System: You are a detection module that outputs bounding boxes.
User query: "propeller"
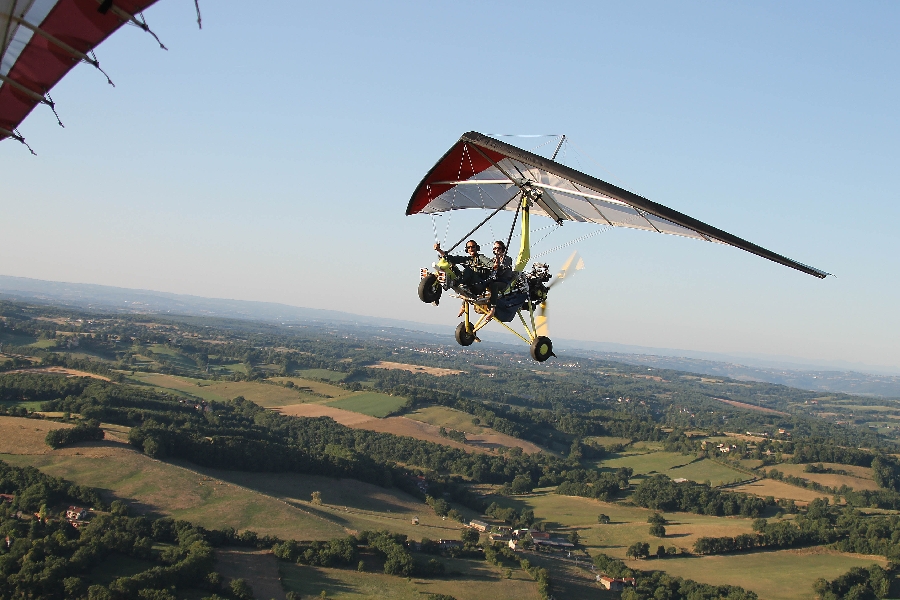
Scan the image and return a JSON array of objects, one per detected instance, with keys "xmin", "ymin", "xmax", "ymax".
[{"xmin": 535, "ymin": 251, "xmax": 584, "ymax": 337}]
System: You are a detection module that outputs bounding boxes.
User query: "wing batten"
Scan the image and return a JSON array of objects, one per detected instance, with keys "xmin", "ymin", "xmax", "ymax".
[
  {"xmin": 408, "ymin": 131, "xmax": 829, "ymax": 279},
  {"xmin": 0, "ymin": 0, "xmax": 160, "ymax": 141}
]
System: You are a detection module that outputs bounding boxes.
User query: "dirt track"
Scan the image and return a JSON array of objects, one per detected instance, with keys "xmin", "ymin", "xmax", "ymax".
[
  {"xmin": 368, "ymin": 361, "xmax": 464, "ymax": 376},
  {"xmin": 6, "ymin": 367, "xmax": 110, "ymax": 381}
]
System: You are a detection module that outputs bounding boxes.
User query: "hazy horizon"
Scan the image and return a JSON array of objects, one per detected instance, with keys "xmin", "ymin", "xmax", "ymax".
[{"xmin": 3, "ymin": 272, "xmax": 899, "ymax": 380}]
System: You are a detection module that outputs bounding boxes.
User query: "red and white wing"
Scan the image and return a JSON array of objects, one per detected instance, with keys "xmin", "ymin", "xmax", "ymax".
[
  {"xmin": 407, "ymin": 132, "xmax": 829, "ymax": 279},
  {"xmin": 0, "ymin": 0, "xmax": 159, "ymax": 143}
]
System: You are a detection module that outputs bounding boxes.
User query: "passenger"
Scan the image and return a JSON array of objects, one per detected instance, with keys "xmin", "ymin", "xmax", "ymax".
[{"xmin": 433, "ymin": 240, "xmax": 491, "ymax": 293}]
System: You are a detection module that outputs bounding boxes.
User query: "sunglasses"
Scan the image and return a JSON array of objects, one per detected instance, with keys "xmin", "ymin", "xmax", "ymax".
[
  {"xmin": 466, "ymin": 245, "xmax": 477, "ymax": 250},
  {"xmin": 493, "ymin": 247, "xmax": 504, "ymax": 252}
]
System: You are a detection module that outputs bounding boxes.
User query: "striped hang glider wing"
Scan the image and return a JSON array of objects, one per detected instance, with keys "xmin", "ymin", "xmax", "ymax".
[
  {"xmin": 407, "ymin": 131, "xmax": 829, "ymax": 279},
  {"xmin": 0, "ymin": 0, "xmax": 160, "ymax": 146}
]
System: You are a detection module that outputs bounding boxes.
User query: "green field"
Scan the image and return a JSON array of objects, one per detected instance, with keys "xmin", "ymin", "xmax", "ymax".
[
  {"xmin": 584, "ymin": 435, "xmax": 633, "ymax": 447},
  {"xmin": 598, "ymin": 451, "xmax": 695, "ymax": 479},
  {"xmin": 281, "ymin": 555, "xmax": 540, "ymax": 600},
  {"xmin": 490, "ymin": 489, "xmax": 755, "ymax": 559},
  {"xmin": 405, "ymin": 406, "xmax": 484, "ymax": 433},
  {"xmin": 0, "ymin": 448, "xmax": 347, "ymax": 540},
  {"xmin": 294, "ymin": 368, "xmax": 348, "ymax": 382},
  {"xmin": 667, "ymin": 459, "xmax": 749, "ymax": 486},
  {"xmin": 128, "ymin": 373, "xmax": 315, "ymax": 407},
  {"xmin": 327, "ymin": 392, "xmax": 408, "ymax": 417},
  {"xmin": 189, "ymin": 466, "xmax": 471, "ymax": 540},
  {"xmin": 268, "ymin": 376, "xmax": 353, "ymax": 399},
  {"xmin": 654, "ymin": 549, "xmax": 887, "ymax": 600},
  {"xmin": 28, "ymin": 338, "xmax": 57, "ymax": 349},
  {"xmin": 0, "ymin": 400, "xmax": 43, "ymax": 410}
]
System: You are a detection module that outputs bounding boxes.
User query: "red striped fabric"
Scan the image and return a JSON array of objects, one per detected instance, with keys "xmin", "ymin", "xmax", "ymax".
[{"xmin": 0, "ymin": 0, "xmax": 158, "ymax": 139}]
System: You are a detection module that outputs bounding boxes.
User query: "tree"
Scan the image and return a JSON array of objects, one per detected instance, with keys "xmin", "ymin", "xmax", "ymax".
[
  {"xmin": 649, "ymin": 523, "xmax": 666, "ymax": 538},
  {"xmin": 568, "ymin": 530, "xmax": 580, "ymax": 546},
  {"xmin": 626, "ymin": 542, "xmax": 650, "ymax": 559},
  {"xmin": 461, "ymin": 527, "xmax": 480, "ymax": 546},
  {"xmin": 656, "ymin": 545, "xmax": 667, "ymax": 558},
  {"xmin": 229, "ymin": 579, "xmax": 253, "ymax": 600},
  {"xmin": 598, "ymin": 514, "xmax": 610, "ymax": 524},
  {"xmin": 311, "ymin": 491, "xmax": 322, "ymax": 505},
  {"xmin": 510, "ymin": 474, "xmax": 535, "ymax": 494},
  {"xmin": 647, "ymin": 512, "xmax": 667, "ymax": 525}
]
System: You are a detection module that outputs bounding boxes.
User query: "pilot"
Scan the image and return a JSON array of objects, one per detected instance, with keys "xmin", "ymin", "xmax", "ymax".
[
  {"xmin": 483, "ymin": 240, "xmax": 514, "ymax": 320},
  {"xmin": 433, "ymin": 240, "xmax": 491, "ymax": 292}
]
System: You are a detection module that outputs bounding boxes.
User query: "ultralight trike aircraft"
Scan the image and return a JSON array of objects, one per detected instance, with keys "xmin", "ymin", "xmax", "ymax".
[{"xmin": 407, "ymin": 132, "xmax": 829, "ymax": 362}]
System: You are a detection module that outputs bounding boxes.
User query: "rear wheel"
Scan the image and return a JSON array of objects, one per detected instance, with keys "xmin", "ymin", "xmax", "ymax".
[
  {"xmin": 455, "ymin": 322, "xmax": 476, "ymax": 346},
  {"xmin": 530, "ymin": 336, "xmax": 554, "ymax": 362},
  {"xmin": 418, "ymin": 274, "xmax": 442, "ymax": 304}
]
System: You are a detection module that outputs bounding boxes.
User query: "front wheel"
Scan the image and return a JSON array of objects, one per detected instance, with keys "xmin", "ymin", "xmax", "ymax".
[
  {"xmin": 530, "ymin": 336, "xmax": 554, "ymax": 362},
  {"xmin": 455, "ymin": 322, "xmax": 476, "ymax": 346},
  {"xmin": 418, "ymin": 274, "xmax": 442, "ymax": 304}
]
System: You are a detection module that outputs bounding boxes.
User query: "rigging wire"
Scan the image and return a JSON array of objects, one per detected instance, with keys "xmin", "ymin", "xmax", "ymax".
[{"xmin": 532, "ymin": 226, "xmax": 611, "ymax": 259}]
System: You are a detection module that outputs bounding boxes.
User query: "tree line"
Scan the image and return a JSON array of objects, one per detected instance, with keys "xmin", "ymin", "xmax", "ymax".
[{"xmin": 631, "ymin": 475, "xmax": 772, "ymax": 518}]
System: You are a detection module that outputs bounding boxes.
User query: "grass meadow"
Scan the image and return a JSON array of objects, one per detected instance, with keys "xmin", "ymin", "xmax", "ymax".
[
  {"xmin": 327, "ymin": 392, "xmax": 408, "ymax": 417},
  {"xmin": 776, "ymin": 462, "xmax": 880, "ymax": 491},
  {"xmin": 490, "ymin": 489, "xmax": 755, "ymax": 559},
  {"xmin": 293, "ymin": 368, "xmax": 348, "ymax": 382},
  {"xmin": 651, "ymin": 548, "xmax": 887, "ymax": 600},
  {"xmin": 405, "ymin": 406, "xmax": 484, "ymax": 433},
  {"xmin": 268, "ymin": 376, "xmax": 353, "ymax": 399},
  {"xmin": 1, "ymin": 448, "xmax": 346, "ymax": 539},
  {"xmin": 0, "ymin": 416, "xmax": 71, "ymax": 454},
  {"xmin": 127, "ymin": 373, "xmax": 316, "ymax": 407},
  {"xmin": 731, "ymin": 479, "xmax": 829, "ymax": 503},
  {"xmin": 666, "ymin": 459, "xmax": 749, "ymax": 486},
  {"xmin": 188, "ymin": 466, "xmax": 470, "ymax": 540},
  {"xmin": 0, "ymin": 419, "xmax": 348, "ymax": 540},
  {"xmin": 598, "ymin": 451, "xmax": 694, "ymax": 479},
  {"xmin": 281, "ymin": 555, "xmax": 540, "ymax": 600}
]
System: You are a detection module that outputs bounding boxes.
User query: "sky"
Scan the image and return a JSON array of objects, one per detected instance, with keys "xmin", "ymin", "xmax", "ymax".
[{"xmin": 1, "ymin": 1, "xmax": 898, "ymax": 372}]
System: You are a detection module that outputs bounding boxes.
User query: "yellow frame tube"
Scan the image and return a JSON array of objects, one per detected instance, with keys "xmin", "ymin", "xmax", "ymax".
[
  {"xmin": 496, "ymin": 318, "xmax": 533, "ymax": 344},
  {"xmin": 517, "ymin": 310, "xmax": 535, "ymax": 342}
]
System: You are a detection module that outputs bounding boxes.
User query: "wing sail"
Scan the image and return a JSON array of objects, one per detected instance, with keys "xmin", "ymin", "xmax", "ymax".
[
  {"xmin": 407, "ymin": 131, "xmax": 829, "ymax": 279},
  {"xmin": 0, "ymin": 0, "xmax": 159, "ymax": 143}
]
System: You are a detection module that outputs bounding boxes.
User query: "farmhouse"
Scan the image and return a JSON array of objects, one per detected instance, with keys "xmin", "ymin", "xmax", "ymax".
[
  {"xmin": 597, "ymin": 576, "xmax": 636, "ymax": 591},
  {"xmin": 66, "ymin": 506, "xmax": 88, "ymax": 521},
  {"xmin": 469, "ymin": 519, "xmax": 489, "ymax": 532}
]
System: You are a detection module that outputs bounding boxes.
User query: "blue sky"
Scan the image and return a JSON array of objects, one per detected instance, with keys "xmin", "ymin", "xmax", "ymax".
[{"xmin": 1, "ymin": 1, "xmax": 898, "ymax": 371}]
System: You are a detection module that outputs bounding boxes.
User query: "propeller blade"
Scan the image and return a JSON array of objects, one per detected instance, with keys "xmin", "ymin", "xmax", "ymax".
[{"xmin": 547, "ymin": 251, "xmax": 584, "ymax": 289}]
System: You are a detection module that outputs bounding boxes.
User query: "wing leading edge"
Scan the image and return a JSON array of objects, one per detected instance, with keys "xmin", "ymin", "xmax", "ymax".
[
  {"xmin": 0, "ymin": 0, "xmax": 160, "ymax": 143},
  {"xmin": 407, "ymin": 131, "xmax": 829, "ymax": 279}
]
